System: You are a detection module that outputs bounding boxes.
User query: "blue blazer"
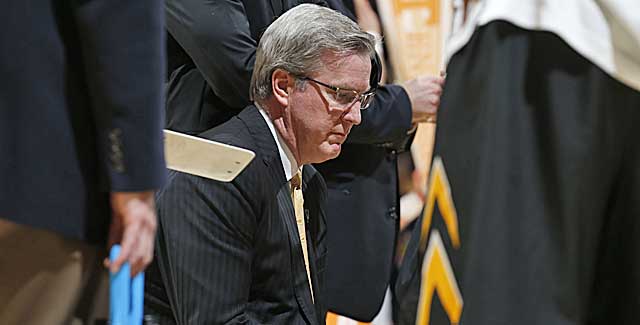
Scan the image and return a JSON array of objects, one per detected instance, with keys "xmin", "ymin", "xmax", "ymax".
[{"xmin": 0, "ymin": 0, "xmax": 167, "ymax": 244}]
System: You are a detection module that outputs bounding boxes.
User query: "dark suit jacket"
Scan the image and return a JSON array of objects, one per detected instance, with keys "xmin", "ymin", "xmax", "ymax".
[
  {"xmin": 163, "ymin": 0, "xmax": 413, "ymax": 320},
  {"xmin": 0, "ymin": 0, "xmax": 166, "ymax": 244},
  {"xmin": 145, "ymin": 106, "xmax": 328, "ymax": 324},
  {"xmin": 317, "ymin": 2, "xmax": 413, "ymax": 321}
]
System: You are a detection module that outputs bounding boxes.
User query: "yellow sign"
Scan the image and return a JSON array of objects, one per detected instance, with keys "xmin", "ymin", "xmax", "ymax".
[
  {"xmin": 392, "ymin": 0, "xmax": 441, "ymax": 80},
  {"xmin": 377, "ymin": 0, "xmax": 452, "ymax": 189},
  {"xmin": 380, "ymin": 0, "xmax": 444, "ymax": 82}
]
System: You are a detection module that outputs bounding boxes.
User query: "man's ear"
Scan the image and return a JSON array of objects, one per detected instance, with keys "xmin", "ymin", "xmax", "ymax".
[{"xmin": 271, "ymin": 69, "xmax": 291, "ymax": 107}]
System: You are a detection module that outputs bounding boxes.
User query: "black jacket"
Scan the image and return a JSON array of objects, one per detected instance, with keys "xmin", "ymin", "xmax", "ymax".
[
  {"xmin": 145, "ymin": 106, "xmax": 328, "ymax": 324},
  {"xmin": 163, "ymin": 0, "xmax": 413, "ymax": 320},
  {"xmin": 0, "ymin": 0, "xmax": 166, "ymax": 244}
]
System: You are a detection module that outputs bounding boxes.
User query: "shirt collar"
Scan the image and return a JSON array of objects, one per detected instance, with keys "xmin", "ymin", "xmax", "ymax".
[{"xmin": 257, "ymin": 104, "xmax": 302, "ymax": 182}]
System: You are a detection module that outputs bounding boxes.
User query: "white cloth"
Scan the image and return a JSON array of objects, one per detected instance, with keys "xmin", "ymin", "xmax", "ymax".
[
  {"xmin": 446, "ymin": 0, "xmax": 640, "ymax": 92},
  {"xmin": 400, "ymin": 191, "xmax": 424, "ymax": 226}
]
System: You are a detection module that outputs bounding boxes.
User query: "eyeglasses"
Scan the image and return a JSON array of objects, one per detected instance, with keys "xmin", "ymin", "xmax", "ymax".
[{"xmin": 300, "ymin": 76, "xmax": 376, "ymax": 110}]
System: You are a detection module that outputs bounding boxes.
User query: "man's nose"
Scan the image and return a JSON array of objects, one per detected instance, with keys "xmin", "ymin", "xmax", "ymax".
[{"xmin": 343, "ymin": 104, "xmax": 361, "ymax": 125}]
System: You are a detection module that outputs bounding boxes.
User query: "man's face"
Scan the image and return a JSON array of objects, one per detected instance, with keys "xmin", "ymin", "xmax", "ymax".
[{"xmin": 288, "ymin": 52, "xmax": 371, "ymax": 164}]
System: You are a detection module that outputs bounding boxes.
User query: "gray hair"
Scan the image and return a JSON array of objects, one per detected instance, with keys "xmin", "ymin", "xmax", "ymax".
[{"xmin": 250, "ymin": 4, "xmax": 375, "ymax": 102}]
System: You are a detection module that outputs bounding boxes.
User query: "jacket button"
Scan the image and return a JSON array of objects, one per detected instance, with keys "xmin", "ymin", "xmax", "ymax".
[
  {"xmin": 388, "ymin": 206, "xmax": 398, "ymax": 220},
  {"xmin": 387, "ymin": 150, "xmax": 397, "ymax": 161},
  {"xmin": 108, "ymin": 128, "xmax": 125, "ymax": 173}
]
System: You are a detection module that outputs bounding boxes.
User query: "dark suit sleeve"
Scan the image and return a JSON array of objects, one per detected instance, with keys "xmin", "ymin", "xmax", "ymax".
[
  {"xmin": 155, "ymin": 173, "xmax": 261, "ymax": 324},
  {"xmin": 165, "ymin": 0, "xmax": 256, "ymax": 110},
  {"xmin": 73, "ymin": 0, "xmax": 167, "ymax": 191},
  {"xmin": 346, "ymin": 84, "xmax": 414, "ymax": 145}
]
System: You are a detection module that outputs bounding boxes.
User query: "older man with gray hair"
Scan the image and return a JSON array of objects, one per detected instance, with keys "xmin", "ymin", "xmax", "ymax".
[{"xmin": 144, "ymin": 4, "xmax": 375, "ymax": 324}]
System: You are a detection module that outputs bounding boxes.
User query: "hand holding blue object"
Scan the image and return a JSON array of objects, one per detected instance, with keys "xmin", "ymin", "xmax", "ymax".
[{"xmin": 110, "ymin": 245, "xmax": 144, "ymax": 325}]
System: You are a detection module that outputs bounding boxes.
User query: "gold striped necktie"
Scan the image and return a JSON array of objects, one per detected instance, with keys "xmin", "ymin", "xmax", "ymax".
[{"xmin": 291, "ymin": 171, "xmax": 314, "ymax": 302}]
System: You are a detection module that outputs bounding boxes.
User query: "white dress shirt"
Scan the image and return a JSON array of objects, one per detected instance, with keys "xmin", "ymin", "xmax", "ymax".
[{"xmin": 257, "ymin": 106, "xmax": 302, "ymax": 181}]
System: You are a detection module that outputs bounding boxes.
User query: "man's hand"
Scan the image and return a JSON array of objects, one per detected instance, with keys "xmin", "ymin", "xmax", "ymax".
[
  {"xmin": 105, "ymin": 191, "xmax": 157, "ymax": 277},
  {"xmin": 402, "ymin": 75, "xmax": 445, "ymax": 124}
]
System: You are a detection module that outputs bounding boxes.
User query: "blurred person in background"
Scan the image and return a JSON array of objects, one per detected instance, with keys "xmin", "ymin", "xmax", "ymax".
[
  {"xmin": 395, "ymin": 0, "xmax": 640, "ymax": 324},
  {"xmin": 0, "ymin": 0, "xmax": 166, "ymax": 324}
]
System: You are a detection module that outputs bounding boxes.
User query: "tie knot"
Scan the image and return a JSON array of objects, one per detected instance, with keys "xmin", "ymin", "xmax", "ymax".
[{"xmin": 291, "ymin": 172, "xmax": 302, "ymax": 190}]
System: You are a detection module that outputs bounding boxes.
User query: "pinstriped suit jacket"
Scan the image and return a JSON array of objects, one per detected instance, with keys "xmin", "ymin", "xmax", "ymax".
[{"xmin": 145, "ymin": 106, "xmax": 328, "ymax": 324}]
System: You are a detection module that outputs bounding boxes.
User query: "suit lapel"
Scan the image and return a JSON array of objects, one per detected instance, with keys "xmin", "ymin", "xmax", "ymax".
[
  {"xmin": 302, "ymin": 165, "xmax": 327, "ymax": 318},
  {"xmin": 237, "ymin": 106, "xmax": 280, "ymax": 168},
  {"xmin": 276, "ymin": 183, "xmax": 318, "ymax": 324},
  {"xmin": 239, "ymin": 106, "xmax": 318, "ymax": 324}
]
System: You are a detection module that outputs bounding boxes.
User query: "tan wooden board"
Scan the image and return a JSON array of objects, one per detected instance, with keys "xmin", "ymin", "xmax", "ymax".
[{"xmin": 164, "ymin": 130, "xmax": 255, "ymax": 182}]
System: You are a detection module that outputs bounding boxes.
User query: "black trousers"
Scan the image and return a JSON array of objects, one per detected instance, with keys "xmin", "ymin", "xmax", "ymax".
[{"xmin": 395, "ymin": 20, "xmax": 640, "ymax": 325}]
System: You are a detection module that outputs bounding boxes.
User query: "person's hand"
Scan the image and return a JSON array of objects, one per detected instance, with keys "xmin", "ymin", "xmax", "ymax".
[
  {"xmin": 402, "ymin": 75, "xmax": 445, "ymax": 124},
  {"xmin": 105, "ymin": 191, "xmax": 157, "ymax": 277}
]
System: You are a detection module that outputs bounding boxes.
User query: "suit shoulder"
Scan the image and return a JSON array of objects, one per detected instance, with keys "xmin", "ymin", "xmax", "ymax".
[{"xmin": 199, "ymin": 116, "xmax": 257, "ymax": 152}]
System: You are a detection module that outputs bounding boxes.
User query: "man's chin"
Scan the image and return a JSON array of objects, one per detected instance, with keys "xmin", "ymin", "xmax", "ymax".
[
  {"xmin": 328, "ymin": 142, "xmax": 342, "ymax": 157},
  {"xmin": 311, "ymin": 143, "xmax": 342, "ymax": 164}
]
